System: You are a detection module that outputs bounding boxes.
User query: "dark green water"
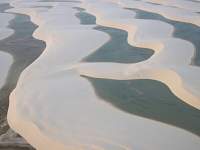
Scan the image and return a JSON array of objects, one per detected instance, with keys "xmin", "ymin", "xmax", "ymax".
[
  {"xmin": 0, "ymin": 4, "xmax": 46, "ymax": 134},
  {"xmin": 86, "ymin": 77, "xmax": 200, "ymax": 136},
  {"xmin": 74, "ymin": 7, "xmax": 154, "ymax": 63},
  {"xmin": 75, "ymin": 8, "xmax": 200, "ymax": 136},
  {"xmin": 126, "ymin": 8, "xmax": 200, "ymax": 66}
]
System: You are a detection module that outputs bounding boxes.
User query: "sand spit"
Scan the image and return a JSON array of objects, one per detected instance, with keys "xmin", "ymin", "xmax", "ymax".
[{"xmin": 6, "ymin": 0, "xmax": 200, "ymax": 150}]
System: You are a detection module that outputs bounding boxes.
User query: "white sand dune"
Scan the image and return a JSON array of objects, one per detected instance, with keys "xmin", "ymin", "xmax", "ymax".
[
  {"xmin": 78, "ymin": 0, "xmax": 200, "ymax": 109},
  {"xmin": 5, "ymin": 0, "xmax": 200, "ymax": 150}
]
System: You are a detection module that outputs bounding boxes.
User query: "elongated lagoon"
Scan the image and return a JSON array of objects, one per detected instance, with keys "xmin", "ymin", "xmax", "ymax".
[
  {"xmin": 0, "ymin": 3, "xmax": 45, "ymax": 135},
  {"xmin": 76, "ymin": 7, "xmax": 200, "ymax": 136}
]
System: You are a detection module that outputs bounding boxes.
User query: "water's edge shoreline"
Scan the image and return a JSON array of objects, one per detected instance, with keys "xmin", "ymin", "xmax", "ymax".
[{"xmin": 0, "ymin": 2, "xmax": 45, "ymax": 150}]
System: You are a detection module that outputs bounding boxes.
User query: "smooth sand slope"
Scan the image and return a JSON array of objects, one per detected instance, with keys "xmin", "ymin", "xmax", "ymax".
[{"xmin": 6, "ymin": 0, "xmax": 200, "ymax": 150}]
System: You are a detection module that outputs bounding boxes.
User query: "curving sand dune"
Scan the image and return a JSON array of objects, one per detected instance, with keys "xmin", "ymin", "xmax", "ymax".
[
  {"xmin": 78, "ymin": 0, "xmax": 200, "ymax": 110},
  {"xmin": 5, "ymin": 0, "xmax": 200, "ymax": 150}
]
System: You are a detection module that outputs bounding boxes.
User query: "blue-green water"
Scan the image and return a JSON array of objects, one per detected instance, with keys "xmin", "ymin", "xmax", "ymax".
[
  {"xmin": 126, "ymin": 8, "xmax": 200, "ymax": 66},
  {"xmin": 75, "ymin": 7, "xmax": 200, "ymax": 136},
  {"xmin": 86, "ymin": 77, "xmax": 200, "ymax": 136},
  {"xmin": 0, "ymin": 3, "xmax": 45, "ymax": 134},
  {"xmin": 74, "ymin": 7, "xmax": 154, "ymax": 63}
]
